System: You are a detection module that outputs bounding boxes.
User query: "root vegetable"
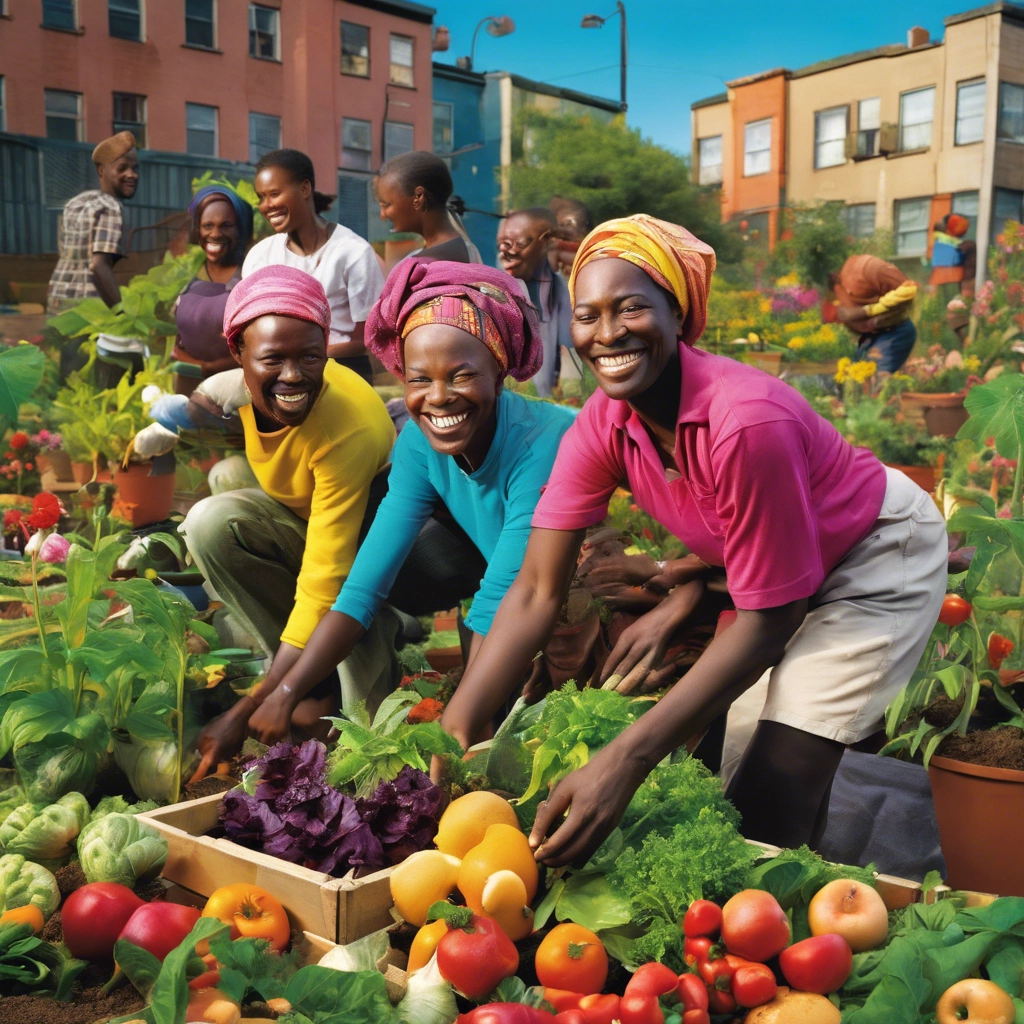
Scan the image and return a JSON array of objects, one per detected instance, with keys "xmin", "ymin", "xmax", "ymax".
[
  {"xmin": 186, "ymin": 988, "xmax": 241, "ymax": 1024},
  {"xmin": 935, "ymin": 979, "xmax": 1015, "ymax": 1024},
  {"xmin": 743, "ymin": 987, "xmax": 841, "ymax": 1024}
]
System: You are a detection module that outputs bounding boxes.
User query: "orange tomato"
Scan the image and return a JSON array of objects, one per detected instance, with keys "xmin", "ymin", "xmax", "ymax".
[
  {"xmin": 0, "ymin": 904, "xmax": 45, "ymax": 934},
  {"xmin": 535, "ymin": 923, "xmax": 608, "ymax": 995},
  {"xmin": 201, "ymin": 884, "xmax": 290, "ymax": 951}
]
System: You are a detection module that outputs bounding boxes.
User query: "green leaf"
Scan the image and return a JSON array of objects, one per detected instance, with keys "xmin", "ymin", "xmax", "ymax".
[
  {"xmin": 283, "ymin": 966, "xmax": 400, "ymax": 1024},
  {"xmin": 0, "ymin": 689, "xmax": 76, "ymax": 758},
  {"xmin": 113, "ymin": 938, "xmax": 162, "ymax": 998},
  {"xmin": 208, "ymin": 934, "xmax": 299, "ymax": 1004},
  {"xmin": 0, "ymin": 345, "xmax": 46, "ymax": 433},
  {"xmin": 553, "ymin": 873, "xmax": 632, "ymax": 932},
  {"xmin": 958, "ymin": 373, "xmax": 1024, "ymax": 461},
  {"xmin": 147, "ymin": 917, "xmax": 228, "ymax": 1024}
]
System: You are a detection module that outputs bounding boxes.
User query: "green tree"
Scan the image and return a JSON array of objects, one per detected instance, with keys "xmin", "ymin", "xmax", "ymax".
[
  {"xmin": 508, "ymin": 111, "xmax": 740, "ymax": 262},
  {"xmin": 770, "ymin": 202, "xmax": 852, "ymax": 288}
]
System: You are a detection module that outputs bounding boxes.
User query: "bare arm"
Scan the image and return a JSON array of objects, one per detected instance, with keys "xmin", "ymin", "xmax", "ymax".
[
  {"xmin": 89, "ymin": 252, "xmax": 121, "ymax": 307},
  {"xmin": 326, "ymin": 321, "xmax": 368, "ymax": 361}
]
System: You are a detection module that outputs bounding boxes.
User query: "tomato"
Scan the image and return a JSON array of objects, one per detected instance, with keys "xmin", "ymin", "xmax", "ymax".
[
  {"xmin": 938, "ymin": 594, "xmax": 972, "ymax": 627},
  {"xmin": 437, "ymin": 912, "xmax": 519, "ymax": 1001},
  {"xmin": 625, "ymin": 961, "xmax": 679, "ymax": 998},
  {"xmin": 707, "ymin": 987, "xmax": 736, "ymax": 1014},
  {"xmin": 118, "ymin": 902, "xmax": 202, "ymax": 963},
  {"xmin": 0, "ymin": 905, "xmax": 44, "ymax": 934},
  {"xmin": 699, "ymin": 956, "xmax": 734, "ymax": 988},
  {"xmin": 619, "ymin": 992, "xmax": 664, "ymax": 1024},
  {"xmin": 577, "ymin": 993, "xmax": 620, "ymax": 1024},
  {"xmin": 682, "ymin": 1012, "xmax": 711, "ymax": 1024},
  {"xmin": 683, "ymin": 936, "xmax": 713, "ymax": 967},
  {"xmin": 554, "ymin": 1012, "xmax": 587, "ymax": 1024},
  {"xmin": 202, "ymin": 883, "xmax": 290, "ymax": 952},
  {"xmin": 543, "ymin": 989, "xmax": 584, "ymax": 1012},
  {"xmin": 62, "ymin": 883, "xmax": 144, "ymax": 961},
  {"xmin": 536, "ymin": 923, "xmax": 608, "ymax": 995},
  {"xmin": 721, "ymin": 890, "xmax": 791, "ymax": 962},
  {"xmin": 683, "ymin": 899, "xmax": 722, "ymax": 937},
  {"xmin": 732, "ymin": 964, "xmax": 778, "ymax": 1008},
  {"xmin": 779, "ymin": 933, "xmax": 853, "ymax": 994},
  {"xmin": 989, "ymin": 633, "xmax": 1015, "ymax": 670},
  {"xmin": 457, "ymin": 1006, "xmax": 555, "ymax": 1024},
  {"xmin": 677, "ymin": 973, "xmax": 709, "ymax": 1012}
]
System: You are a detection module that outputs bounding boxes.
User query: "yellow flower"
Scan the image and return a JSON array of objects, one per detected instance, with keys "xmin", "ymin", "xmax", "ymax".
[
  {"xmin": 787, "ymin": 338, "xmax": 806, "ymax": 350},
  {"xmin": 747, "ymin": 332, "xmax": 760, "ymax": 344},
  {"xmin": 775, "ymin": 272, "xmax": 799, "ymax": 287},
  {"xmin": 850, "ymin": 360, "xmax": 877, "ymax": 382},
  {"xmin": 203, "ymin": 664, "xmax": 227, "ymax": 688},
  {"xmin": 759, "ymin": 299, "xmax": 772, "ymax": 314},
  {"xmin": 834, "ymin": 357, "xmax": 853, "ymax": 384},
  {"xmin": 143, "ymin": 568, "xmax": 158, "ymax": 580},
  {"xmin": 963, "ymin": 356, "xmax": 981, "ymax": 373}
]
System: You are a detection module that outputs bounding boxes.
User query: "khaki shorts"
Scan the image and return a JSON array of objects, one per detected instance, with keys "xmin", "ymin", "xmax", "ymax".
[{"xmin": 721, "ymin": 467, "xmax": 947, "ymax": 784}]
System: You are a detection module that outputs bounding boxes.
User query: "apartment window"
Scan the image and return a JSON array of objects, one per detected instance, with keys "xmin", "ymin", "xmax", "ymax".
[
  {"xmin": 743, "ymin": 118, "xmax": 771, "ymax": 176},
  {"xmin": 112, "ymin": 93, "xmax": 146, "ymax": 147},
  {"xmin": 249, "ymin": 111, "xmax": 280, "ymax": 164},
  {"xmin": 814, "ymin": 106, "xmax": 848, "ymax": 169},
  {"xmin": 899, "ymin": 86, "xmax": 935, "ymax": 151},
  {"xmin": 185, "ymin": 102, "xmax": 217, "ymax": 156},
  {"xmin": 895, "ymin": 197, "xmax": 931, "ymax": 256},
  {"xmin": 249, "ymin": 4, "xmax": 279, "ymax": 61},
  {"xmin": 45, "ymin": 89, "xmax": 83, "ymax": 141},
  {"xmin": 951, "ymin": 190, "xmax": 979, "ymax": 241},
  {"xmin": 998, "ymin": 82, "xmax": 1024, "ymax": 143},
  {"xmin": 341, "ymin": 22, "xmax": 369, "ymax": 77},
  {"xmin": 844, "ymin": 203, "xmax": 876, "ymax": 238},
  {"xmin": 992, "ymin": 188, "xmax": 1024, "ymax": 246},
  {"xmin": 857, "ymin": 97, "xmax": 880, "ymax": 157},
  {"xmin": 390, "ymin": 34, "xmax": 414, "ymax": 87},
  {"xmin": 433, "ymin": 102, "xmax": 454, "ymax": 155},
  {"xmin": 698, "ymin": 135, "xmax": 723, "ymax": 185},
  {"xmin": 341, "ymin": 117, "xmax": 372, "ymax": 171},
  {"xmin": 955, "ymin": 79, "xmax": 986, "ymax": 145},
  {"xmin": 185, "ymin": 0, "xmax": 215, "ymax": 49},
  {"xmin": 108, "ymin": 0, "xmax": 141, "ymax": 41},
  {"xmin": 384, "ymin": 120, "xmax": 414, "ymax": 162},
  {"xmin": 42, "ymin": 0, "xmax": 76, "ymax": 30}
]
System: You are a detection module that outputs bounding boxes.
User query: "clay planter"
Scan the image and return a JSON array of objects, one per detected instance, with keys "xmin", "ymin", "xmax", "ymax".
[
  {"xmin": 899, "ymin": 392, "xmax": 969, "ymax": 438},
  {"xmin": 71, "ymin": 459, "xmax": 112, "ymax": 485},
  {"xmin": 884, "ymin": 463, "xmax": 937, "ymax": 493},
  {"xmin": 928, "ymin": 755, "xmax": 1024, "ymax": 896},
  {"xmin": 741, "ymin": 351, "xmax": 783, "ymax": 376},
  {"xmin": 425, "ymin": 646, "xmax": 463, "ymax": 672},
  {"xmin": 36, "ymin": 449, "xmax": 74, "ymax": 481},
  {"xmin": 112, "ymin": 461, "xmax": 176, "ymax": 526}
]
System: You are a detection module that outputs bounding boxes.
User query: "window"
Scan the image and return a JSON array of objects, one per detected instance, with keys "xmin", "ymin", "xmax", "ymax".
[
  {"xmin": 895, "ymin": 197, "xmax": 931, "ymax": 256},
  {"xmin": 249, "ymin": 111, "xmax": 280, "ymax": 164},
  {"xmin": 955, "ymin": 79, "xmax": 986, "ymax": 145},
  {"xmin": 743, "ymin": 118, "xmax": 771, "ymax": 176},
  {"xmin": 384, "ymin": 120, "xmax": 414, "ymax": 162},
  {"xmin": 698, "ymin": 135, "xmax": 722, "ymax": 185},
  {"xmin": 112, "ymin": 93, "xmax": 146, "ymax": 147},
  {"xmin": 341, "ymin": 22, "xmax": 369, "ymax": 77},
  {"xmin": 899, "ymin": 86, "xmax": 935, "ymax": 151},
  {"xmin": 951, "ymin": 191, "xmax": 979, "ymax": 241},
  {"xmin": 341, "ymin": 117, "xmax": 372, "ymax": 171},
  {"xmin": 433, "ymin": 102, "xmax": 453, "ymax": 155},
  {"xmin": 249, "ymin": 4, "xmax": 279, "ymax": 61},
  {"xmin": 857, "ymin": 97, "xmax": 880, "ymax": 157},
  {"xmin": 390, "ymin": 33, "xmax": 414, "ymax": 86},
  {"xmin": 998, "ymin": 82, "xmax": 1024, "ymax": 143},
  {"xmin": 108, "ymin": 0, "xmax": 141, "ymax": 40},
  {"xmin": 814, "ymin": 106, "xmax": 848, "ymax": 169},
  {"xmin": 185, "ymin": 0, "xmax": 215, "ymax": 49},
  {"xmin": 844, "ymin": 203, "xmax": 876, "ymax": 238},
  {"xmin": 992, "ymin": 188, "xmax": 1024, "ymax": 246},
  {"xmin": 185, "ymin": 102, "xmax": 217, "ymax": 156},
  {"xmin": 337, "ymin": 173, "xmax": 370, "ymax": 240},
  {"xmin": 42, "ymin": 0, "xmax": 76, "ymax": 30},
  {"xmin": 44, "ymin": 89, "xmax": 82, "ymax": 141}
]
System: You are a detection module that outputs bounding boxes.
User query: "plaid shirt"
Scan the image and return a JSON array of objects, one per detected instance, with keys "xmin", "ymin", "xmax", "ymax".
[{"xmin": 47, "ymin": 190, "xmax": 125, "ymax": 313}]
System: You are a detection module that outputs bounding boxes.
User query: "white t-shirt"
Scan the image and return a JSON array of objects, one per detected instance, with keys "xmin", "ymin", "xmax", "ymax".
[{"xmin": 242, "ymin": 225, "xmax": 385, "ymax": 347}]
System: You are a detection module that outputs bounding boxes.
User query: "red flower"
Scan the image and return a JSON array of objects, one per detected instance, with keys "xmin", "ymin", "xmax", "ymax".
[
  {"xmin": 988, "ymin": 633, "xmax": 1015, "ymax": 670},
  {"xmin": 24, "ymin": 463, "xmax": 33, "ymax": 472},
  {"xmin": 8, "ymin": 432, "xmax": 28, "ymax": 450},
  {"xmin": 2, "ymin": 509, "xmax": 22, "ymax": 532},
  {"xmin": 407, "ymin": 697, "xmax": 444, "ymax": 724},
  {"xmin": 25, "ymin": 492, "xmax": 63, "ymax": 530}
]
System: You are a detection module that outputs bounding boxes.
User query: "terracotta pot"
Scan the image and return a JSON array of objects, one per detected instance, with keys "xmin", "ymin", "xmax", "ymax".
[
  {"xmin": 741, "ymin": 351, "xmax": 783, "ymax": 376},
  {"xmin": 37, "ymin": 449, "xmax": 74, "ymax": 481},
  {"xmin": 71, "ymin": 460, "xmax": 112, "ymax": 485},
  {"xmin": 112, "ymin": 462, "xmax": 176, "ymax": 527},
  {"xmin": 929, "ymin": 754, "xmax": 1024, "ymax": 896},
  {"xmin": 899, "ymin": 392, "xmax": 969, "ymax": 438},
  {"xmin": 425, "ymin": 646, "xmax": 463, "ymax": 672},
  {"xmin": 884, "ymin": 463, "xmax": 936, "ymax": 493}
]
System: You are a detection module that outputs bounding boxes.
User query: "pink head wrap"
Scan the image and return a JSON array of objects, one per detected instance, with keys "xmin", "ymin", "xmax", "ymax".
[
  {"xmin": 223, "ymin": 265, "xmax": 331, "ymax": 353},
  {"xmin": 367, "ymin": 259, "xmax": 542, "ymax": 381}
]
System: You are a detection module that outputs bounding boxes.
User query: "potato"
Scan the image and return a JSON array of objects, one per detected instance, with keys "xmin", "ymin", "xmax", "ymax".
[{"xmin": 744, "ymin": 987, "xmax": 842, "ymax": 1024}]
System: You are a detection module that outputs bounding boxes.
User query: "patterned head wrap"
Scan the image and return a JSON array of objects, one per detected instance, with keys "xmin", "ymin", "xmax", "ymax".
[
  {"xmin": 368, "ymin": 259, "xmax": 542, "ymax": 381},
  {"xmin": 946, "ymin": 214, "xmax": 970, "ymax": 238},
  {"xmin": 569, "ymin": 214, "xmax": 717, "ymax": 347},
  {"xmin": 189, "ymin": 184, "xmax": 254, "ymax": 246},
  {"xmin": 223, "ymin": 265, "xmax": 331, "ymax": 353},
  {"xmin": 92, "ymin": 131, "xmax": 137, "ymax": 166}
]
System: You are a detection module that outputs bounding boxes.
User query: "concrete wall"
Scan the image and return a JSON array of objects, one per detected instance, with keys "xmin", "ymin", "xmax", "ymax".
[{"xmin": 994, "ymin": 19, "xmax": 1024, "ymax": 189}]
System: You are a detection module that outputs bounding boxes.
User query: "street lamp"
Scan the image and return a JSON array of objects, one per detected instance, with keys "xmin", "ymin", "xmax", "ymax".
[
  {"xmin": 456, "ymin": 15, "xmax": 515, "ymax": 72},
  {"xmin": 581, "ymin": 1, "xmax": 627, "ymax": 111}
]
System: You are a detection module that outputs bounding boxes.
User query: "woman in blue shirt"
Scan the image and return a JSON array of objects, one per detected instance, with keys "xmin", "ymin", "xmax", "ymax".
[{"xmin": 244, "ymin": 260, "xmax": 575, "ymax": 744}]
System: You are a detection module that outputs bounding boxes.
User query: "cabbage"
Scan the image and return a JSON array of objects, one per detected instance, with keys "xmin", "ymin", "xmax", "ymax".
[
  {"xmin": 113, "ymin": 735, "xmax": 179, "ymax": 804},
  {"xmin": 14, "ymin": 738, "xmax": 99, "ymax": 804},
  {"xmin": 77, "ymin": 812, "xmax": 168, "ymax": 888},
  {"xmin": 0, "ymin": 792, "xmax": 90, "ymax": 871},
  {"xmin": 0, "ymin": 854, "xmax": 60, "ymax": 920},
  {"xmin": 397, "ymin": 955, "xmax": 457, "ymax": 1024}
]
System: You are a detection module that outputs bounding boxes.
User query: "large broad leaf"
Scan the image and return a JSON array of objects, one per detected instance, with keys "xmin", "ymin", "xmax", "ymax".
[
  {"xmin": 0, "ymin": 689, "xmax": 77, "ymax": 758},
  {"xmin": 56, "ymin": 543, "xmax": 125, "ymax": 649},
  {"xmin": 0, "ymin": 345, "xmax": 46, "ymax": 433},
  {"xmin": 958, "ymin": 373, "xmax": 1024, "ymax": 460}
]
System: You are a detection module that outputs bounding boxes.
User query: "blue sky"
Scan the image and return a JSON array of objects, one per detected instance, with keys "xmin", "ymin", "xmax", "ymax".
[{"xmin": 431, "ymin": 0, "xmax": 983, "ymax": 156}]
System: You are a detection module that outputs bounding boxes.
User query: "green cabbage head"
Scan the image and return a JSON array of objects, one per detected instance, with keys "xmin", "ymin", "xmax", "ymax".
[
  {"xmin": 0, "ymin": 854, "xmax": 60, "ymax": 919},
  {"xmin": 77, "ymin": 812, "xmax": 168, "ymax": 888},
  {"xmin": 0, "ymin": 792, "xmax": 91, "ymax": 871}
]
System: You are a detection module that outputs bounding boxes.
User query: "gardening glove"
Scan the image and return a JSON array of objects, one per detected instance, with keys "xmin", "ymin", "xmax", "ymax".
[{"xmin": 131, "ymin": 422, "xmax": 180, "ymax": 459}]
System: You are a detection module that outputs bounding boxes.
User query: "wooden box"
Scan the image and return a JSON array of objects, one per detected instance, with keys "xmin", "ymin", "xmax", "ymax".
[{"xmin": 140, "ymin": 793, "xmax": 396, "ymax": 944}]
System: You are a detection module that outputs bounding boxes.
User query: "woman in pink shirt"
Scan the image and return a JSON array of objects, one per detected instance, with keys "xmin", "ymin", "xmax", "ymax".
[{"xmin": 441, "ymin": 215, "xmax": 946, "ymax": 864}]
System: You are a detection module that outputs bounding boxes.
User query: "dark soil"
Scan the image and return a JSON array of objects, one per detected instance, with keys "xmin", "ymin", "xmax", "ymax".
[
  {"xmin": 183, "ymin": 774, "xmax": 236, "ymax": 800},
  {"xmin": 924, "ymin": 694, "xmax": 963, "ymax": 729},
  {"xmin": 938, "ymin": 726, "xmax": 1024, "ymax": 771},
  {"xmin": 0, "ymin": 979, "xmax": 144, "ymax": 1024}
]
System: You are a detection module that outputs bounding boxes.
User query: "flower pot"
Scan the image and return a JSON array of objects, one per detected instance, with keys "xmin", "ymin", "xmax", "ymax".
[
  {"xmin": 424, "ymin": 646, "xmax": 462, "ymax": 672},
  {"xmin": 884, "ymin": 463, "xmax": 936, "ymax": 493},
  {"xmin": 112, "ymin": 462, "xmax": 176, "ymax": 527},
  {"xmin": 899, "ymin": 392, "xmax": 969, "ymax": 438},
  {"xmin": 741, "ymin": 351, "xmax": 783, "ymax": 376},
  {"xmin": 71, "ymin": 460, "xmax": 112, "ymax": 485},
  {"xmin": 36, "ymin": 449, "xmax": 75, "ymax": 482},
  {"xmin": 928, "ymin": 755, "xmax": 1024, "ymax": 896}
]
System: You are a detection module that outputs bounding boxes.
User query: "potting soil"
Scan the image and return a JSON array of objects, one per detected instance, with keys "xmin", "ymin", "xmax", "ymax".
[{"xmin": 939, "ymin": 725, "xmax": 1024, "ymax": 771}]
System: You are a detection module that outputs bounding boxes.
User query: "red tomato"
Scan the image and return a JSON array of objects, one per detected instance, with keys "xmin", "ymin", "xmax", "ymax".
[
  {"xmin": 118, "ymin": 902, "xmax": 202, "ymax": 963},
  {"xmin": 619, "ymin": 992, "xmax": 664, "ymax": 1024},
  {"xmin": 938, "ymin": 594, "xmax": 972, "ymax": 627},
  {"xmin": 677, "ymin": 973, "xmax": 709, "ymax": 1012},
  {"xmin": 683, "ymin": 900, "xmax": 722, "ymax": 937},
  {"xmin": 578, "ymin": 993, "xmax": 620, "ymax": 1024},
  {"xmin": 683, "ymin": 936, "xmax": 713, "ymax": 967},
  {"xmin": 437, "ymin": 914, "xmax": 519, "ymax": 1001},
  {"xmin": 682, "ymin": 1012, "xmax": 711, "ymax": 1024},
  {"xmin": 625, "ymin": 962, "xmax": 679, "ymax": 998},
  {"xmin": 543, "ymin": 989, "xmax": 583, "ymax": 1012},
  {"xmin": 989, "ymin": 633, "xmax": 1015, "ymax": 670},
  {"xmin": 699, "ymin": 956, "xmax": 734, "ymax": 988},
  {"xmin": 62, "ymin": 883, "xmax": 144, "ymax": 962},
  {"xmin": 732, "ymin": 964, "xmax": 778, "ymax": 1008},
  {"xmin": 707, "ymin": 988, "xmax": 736, "ymax": 1014},
  {"xmin": 779, "ymin": 933, "xmax": 853, "ymax": 994},
  {"xmin": 457, "ymin": 1006, "xmax": 555, "ymax": 1024},
  {"xmin": 554, "ymin": 1012, "xmax": 587, "ymax": 1024},
  {"xmin": 721, "ymin": 890, "xmax": 791, "ymax": 962}
]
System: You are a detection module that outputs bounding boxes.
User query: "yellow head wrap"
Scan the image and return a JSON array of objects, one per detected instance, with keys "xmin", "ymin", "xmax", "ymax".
[
  {"xmin": 568, "ymin": 214, "xmax": 717, "ymax": 346},
  {"xmin": 92, "ymin": 131, "xmax": 137, "ymax": 167}
]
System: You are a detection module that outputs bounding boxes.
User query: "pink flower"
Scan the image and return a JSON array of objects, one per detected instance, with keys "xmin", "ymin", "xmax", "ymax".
[{"xmin": 38, "ymin": 533, "xmax": 71, "ymax": 563}]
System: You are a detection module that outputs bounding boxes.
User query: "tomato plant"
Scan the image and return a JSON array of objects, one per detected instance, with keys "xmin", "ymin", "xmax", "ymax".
[{"xmin": 938, "ymin": 594, "xmax": 972, "ymax": 627}]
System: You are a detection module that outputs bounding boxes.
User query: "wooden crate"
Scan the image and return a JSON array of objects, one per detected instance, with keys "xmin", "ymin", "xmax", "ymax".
[{"xmin": 140, "ymin": 793, "xmax": 395, "ymax": 944}]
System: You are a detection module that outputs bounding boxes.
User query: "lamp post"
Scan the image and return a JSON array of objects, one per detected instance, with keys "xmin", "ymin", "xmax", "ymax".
[
  {"xmin": 457, "ymin": 15, "xmax": 515, "ymax": 72},
  {"xmin": 581, "ymin": 1, "xmax": 627, "ymax": 111}
]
